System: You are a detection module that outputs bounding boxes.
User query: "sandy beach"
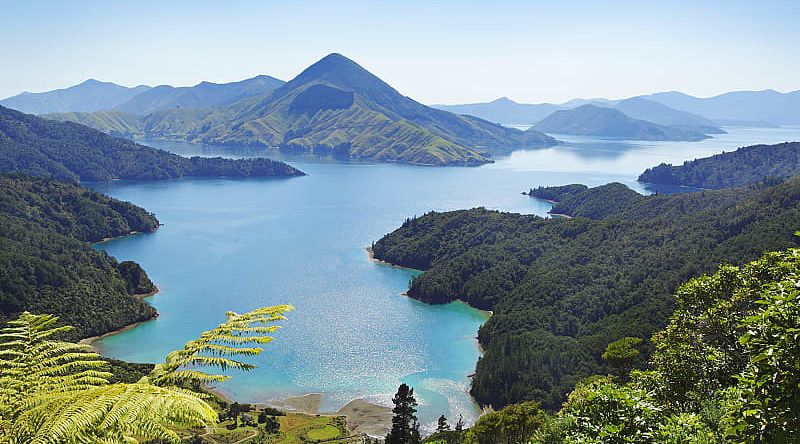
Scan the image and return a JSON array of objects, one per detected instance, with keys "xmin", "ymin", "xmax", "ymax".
[{"xmin": 265, "ymin": 394, "xmax": 392, "ymax": 437}]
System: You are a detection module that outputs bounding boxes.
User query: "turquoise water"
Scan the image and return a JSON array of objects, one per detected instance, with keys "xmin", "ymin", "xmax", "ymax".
[{"xmin": 91, "ymin": 126, "xmax": 800, "ymax": 431}]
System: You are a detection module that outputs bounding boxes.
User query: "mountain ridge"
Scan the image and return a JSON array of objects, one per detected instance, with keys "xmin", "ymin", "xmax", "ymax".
[
  {"xmin": 45, "ymin": 53, "xmax": 558, "ymax": 166},
  {"xmin": 0, "ymin": 79, "xmax": 151, "ymax": 115}
]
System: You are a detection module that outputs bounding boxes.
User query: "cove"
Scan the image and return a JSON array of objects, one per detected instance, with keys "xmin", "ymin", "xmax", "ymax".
[{"xmin": 90, "ymin": 125, "xmax": 800, "ymax": 431}]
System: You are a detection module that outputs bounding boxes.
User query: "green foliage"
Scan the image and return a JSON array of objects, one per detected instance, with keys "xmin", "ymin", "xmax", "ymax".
[
  {"xmin": 531, "ymin": 247, "xmax": 800, "ymax": 443},
  {"xmin": 638, "ymin": 142, "xmax": 800, "ymax": 189},
  {"xmin": 0, "ymin": 304, "xmax": 290, "ymax": 443},
  {"xmin": 601, "ymin": 337, "xmax": 642, "ymax": 377},
  {"xmin": 373, "ymin": 178, "xmax": 800, "ymax": 410},
  {"xmin": 0, "ymin": 175, "xmax": 160, "ymax": 338},
  {"xmin": 105, "ymin": 359, "xmax": 155, "ymax": 384},
  {"xmin": 525, "ymin": 184, "xmax": 588, "ymax": 202},
  {"xmin": 464, "ymin": 401, "xmax": 544, "ymax": 444},
  {"xmin": 148, "ymin": 305, "xmax": 293, "ymax": 387},
  {"xmin": 558, "ymin": 376, "xmax": 661, "ymax": 442},
  {"xmin": 0, "ymin": 105, "xmax": 303, "ymax": 180}
]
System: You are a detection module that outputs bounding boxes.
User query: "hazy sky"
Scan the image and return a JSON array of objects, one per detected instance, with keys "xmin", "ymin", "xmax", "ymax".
[{"xmin": 2, "ymin": 1, "xmax": 799, "ymax": 104}]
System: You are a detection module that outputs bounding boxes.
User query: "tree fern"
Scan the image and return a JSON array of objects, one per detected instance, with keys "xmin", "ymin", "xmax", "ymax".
[
  {"xmin": 0, "ymin": 305, "xmax": 292, "ymax": 443},
  {"xmin": 148, "ymin": 305, "xmax": 293, "ymax": 387}
]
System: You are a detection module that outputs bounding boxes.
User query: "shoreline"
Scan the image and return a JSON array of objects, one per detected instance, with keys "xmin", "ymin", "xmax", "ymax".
[
  {"xmin": 210, "ymin": 391, "xmax": 393, "ymax": 438},
  {"xmin": 79, "ymin": 285, "xmax": 160, "ymax": 347},
  {"xmin": 366, "ymin": 247, "xmax": 423, "ymax": 272},
  {"xmin": 367, "ymin": 246, "xmax": 492, "ymax": 418}
]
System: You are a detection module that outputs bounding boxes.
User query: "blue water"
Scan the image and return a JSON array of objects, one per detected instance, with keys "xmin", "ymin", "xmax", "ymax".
[{"xmin": 90, "ymin": 126, "xmax": 800, "ymax": 431}]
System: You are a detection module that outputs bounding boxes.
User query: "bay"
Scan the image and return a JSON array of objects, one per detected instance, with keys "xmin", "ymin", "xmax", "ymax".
[{"xmin": 90, "ymin": 125, "xmax": 800, "ymax": 431}]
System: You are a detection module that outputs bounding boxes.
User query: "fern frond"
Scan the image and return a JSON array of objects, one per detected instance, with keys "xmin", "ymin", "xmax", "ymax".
[{"xmin": 149, "ymin": 304, "xmax": 293, "ymax": 386}]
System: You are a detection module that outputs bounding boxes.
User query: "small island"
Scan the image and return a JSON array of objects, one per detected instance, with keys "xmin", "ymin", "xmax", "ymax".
[{"xmin": 531, "ymin": 104, "xmax": 711, "ymax": 141}]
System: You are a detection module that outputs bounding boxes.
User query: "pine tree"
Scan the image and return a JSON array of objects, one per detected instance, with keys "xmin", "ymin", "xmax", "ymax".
[
  {"xmin": 437, "ymin": 414, "xmax": 450, "ymax": 432},
  {"xmin": 385, "ymin": 383, "xmax": 421, "ymax": 444}
]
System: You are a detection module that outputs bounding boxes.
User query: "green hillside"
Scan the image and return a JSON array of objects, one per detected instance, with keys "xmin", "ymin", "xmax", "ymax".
[
  {"xmin": 532, "ymin": 104, "xmax": 710, "ymax": 141},
  {"xmin": 373, "ymin": 179, "xmax": 800, "ymax": 410},
  {"xmin": 639, "ymin": 141, "xmax": 800, "ymax": 189},
  {"xmin": 0, "ymin": 105, "xmax": 304, "ymax": 180},
  {"xmin": 46, "ymin": 54, "xmax": 558, "ymax": 166},
  {"xmin": 0, "ymin": 175, "xmax": 160, "ymax": 338}
]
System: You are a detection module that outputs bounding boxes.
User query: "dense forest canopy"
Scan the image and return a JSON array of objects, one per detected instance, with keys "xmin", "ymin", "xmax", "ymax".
[
  {"xmin": 0, "ymin": 105, "xmax": 304, "ymax": 181},
  {"xmin": 0, "ymin": 175, "xmax": 160, "ymax": 338},
  {"xmin": 373, "ymin": 179, "xmax": 800, "ymax": 411},
  {"xmin": 638, "ymin": 141, "xmax": 800, "ymax": 189}
]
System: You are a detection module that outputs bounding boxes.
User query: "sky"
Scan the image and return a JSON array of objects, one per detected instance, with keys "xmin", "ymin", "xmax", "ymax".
[{"xmin": 1, "ymin": 0, "xmax": 799, "ymax": 104}]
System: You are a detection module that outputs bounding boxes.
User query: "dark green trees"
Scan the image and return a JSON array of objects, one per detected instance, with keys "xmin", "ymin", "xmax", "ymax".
[
  {"xmin": 0, "ymin": 175, "xmax": 160, "ymax": 338},
  {"xmin": 638, "ymin": 142, "xmax": 800, "ymax": 189},
  {"xmin": 533, "ymin": 247, "xmax": 800, "ymax": 442},
  {"xmin": 601, "ymin": 337, "xmax": 642, "ymax": 378},
  {"xmin": 464, "ymin": 401, "xmax": 544, "ymax": 444},
  {"xmin": 373, "ymin": 178, "xmax": 800, "ymax": 410},
  {"xmin": 0, "ymin": 105, "xmax": 304, "ymax": 181},
  {"xmin": 264, "ymin": 416, "xmax": 280, "ymax": 434},
  {"xmin": 386, "ymin": 384, "xmax": 421, "ymax": 444}
]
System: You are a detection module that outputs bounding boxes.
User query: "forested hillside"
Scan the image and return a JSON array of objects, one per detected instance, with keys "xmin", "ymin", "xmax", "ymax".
[
  {"xmin": 0, "ymin": 105, "xmax": 304, "ymax": 180},
  {"xmin": 373, "ymin": 179, "xmax": 800, "ymax": 410},
  {"xmin": 638, "ymin": 141, "xmax": 800, "ymax": 189},
  {"xmin": 0, "ymin": 175, "xmax": 160, "ymax": 338}
]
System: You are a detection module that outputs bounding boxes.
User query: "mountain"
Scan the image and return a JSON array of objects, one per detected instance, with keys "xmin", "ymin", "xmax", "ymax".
[
  {"xmin": 0, "ymin": 105, "xmax": 304, "ymax": 180},
  {"xmin": 114, "ymin": 75, "xmax": 285, "ymax": 115},
  {"xmin": 0, "ymin": 79, "xmax": 151, "ymax": 115},
  {"xmin": 373, "ymin": 178, "xmax": 800, "ymax": 410},
  {"xmin": 432, "ymin": 97, "xmax": 562, "ymax": 125},
  {"xmin": 531, "ymin": 104, "xmax": 710, "ymax": 141},
  {"xmin": 0, "ymin": 175, "xmax": 159, "ymax": 338},
  {"xmin": 643, "ymin": 89, "xmax": 800, "ymax": 126},
  {"xmin": 558, "ymin": 97, "xmax": 617, "ymax": 108},
  {"xmin": 613, "ymin": 97, "xmax": 725, "ymax": 134},
  {"xmin": 638, "ymin": 142, "xmax": 800, "ymax": 189},
  {"xmin": 47, "ymin": 54, "xmax": 558, "ymax": 166}
]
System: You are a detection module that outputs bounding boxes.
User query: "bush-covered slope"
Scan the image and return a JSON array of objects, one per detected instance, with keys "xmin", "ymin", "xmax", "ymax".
[
  {"xmin": 638, "ymin": 141, "xmax": 800, "ymax": 189},
  {"xmin": 0, "ymin": 105, "xmax": 304, "ymax": 180},
  {"xmin": 373, "ymin": 179, "xmax": 800, "ymax": 410},
  {"xmin": 0, "ymin": 175, "xmax": 160, "ymax": 338}
]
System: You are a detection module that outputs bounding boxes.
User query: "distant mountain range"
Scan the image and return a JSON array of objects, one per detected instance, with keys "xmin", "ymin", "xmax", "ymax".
[
  {"xmin": 40, "ymin": 54, "xmax": 557, "ymax": 166},
  {"xmin": 5, "ymin": 57, "xmax": 799, "ymax": 162},
  {"xmin": 0, "ymin": 79, "xmax": 151, "ymax": 114},
  {"xmin": 114, "ymin": 75, "xmax": 285, "ymax": 115},
  {"xmin": 642, "ymin": 90, "xmax": 800, "ymax": 126},
  {"xmin": 530, "ymin": 104, "xmax": 710, "ymax": 141},
  {"xmin": 433, "ymin": 97, "xmax": 562, "ymax": 125},
  {"xmin": 0, "ymin": 75, "xmax": 285, "ymax": 116},
  {"xmin": 434, "ymin": 89, "xmax": 800, "ymax": 128}
]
